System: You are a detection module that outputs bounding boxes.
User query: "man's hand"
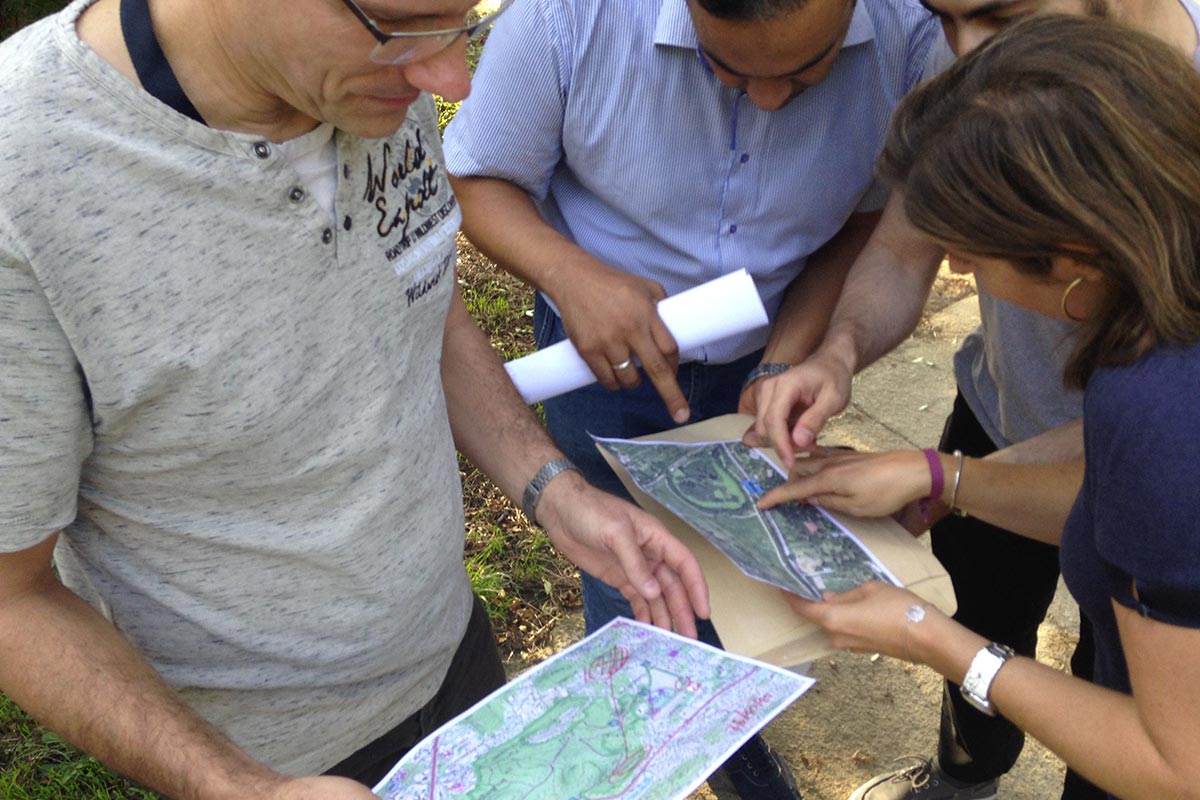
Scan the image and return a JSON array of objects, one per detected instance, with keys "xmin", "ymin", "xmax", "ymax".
[
  {"xmin": 742, "ymin": 347, "xmax": 856, "ymax": 467},
  {"xmin": 534, "ymin": 471, "xmax": 709, "ymax": 638},
  {"xmin": 553, "ymin": 260, "xmax": 690, "ymax": 424}
]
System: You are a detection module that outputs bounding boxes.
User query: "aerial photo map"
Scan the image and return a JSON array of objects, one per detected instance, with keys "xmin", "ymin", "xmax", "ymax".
[
  {"xmin": 372, "ymin": 618, "xmax": 812, "ymax": 800},
  {"xmin": 593, "ymin": 437, "xmax": 900, "ymax": 601}
]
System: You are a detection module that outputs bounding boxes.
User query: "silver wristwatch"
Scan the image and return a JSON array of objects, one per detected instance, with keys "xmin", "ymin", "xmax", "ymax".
[
  {"xmin": 521, "ymin": 457, "xmax": 579, "ymax": 524},
  {"xmin": 960, "ymin": 642, "xmax": 1015, "ymax": 716},
  {"xmin": 741, "ymin": 362, "xmax": 790, "ymax": 392}
]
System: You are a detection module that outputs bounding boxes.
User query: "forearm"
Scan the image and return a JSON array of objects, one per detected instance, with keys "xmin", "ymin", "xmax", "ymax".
[
  {"xmin": 985, "ymin": 417, "xmax": 1084, "ymax": 464},
  {"xmin": 811, "ymin": 195, "xmax": 944, "ymax": 377},
  {"xmin": 0, "ymin": 540, "xmax": 282, "ymax": 800},
  {"xmin": 451, "ymin": 175, "xmax": 605, "ymax": 303},
  {"xmin": 760, "ymin": 211, "xmax": 881, "ymax": 366},
  {"xmin": 939, "ymin": 455, "xmax": 1082, "ymax": 543},
  {"xmin": 912, "ymin": 610, "xmax": 1200, "ymax": 800},
  {"xmin": 441, "ymin": 284, "xmax": 562, "ymax": 502}
]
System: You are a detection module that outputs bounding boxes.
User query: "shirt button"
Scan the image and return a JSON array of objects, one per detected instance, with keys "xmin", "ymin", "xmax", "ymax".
[
  {"xmin": 343, "ymin": 215, "xmax": 353, "ymax": 231},
  {"xmin": 729, "ymin": 224, "xmax": 738, "ymax": 234},
  {"xmin": 253, "ymin": 142, "xmax": 272, "ymax": 159},
  {"xmin": 288, "ymin": 186, "xmax": 305, "ymax": 203},
  {"xmin": 343, "ymin": 164, "xmax": 351, "ymax": 179},
  {"xmin": 321, "ymin": 228, "xmax": 333, "ymax": 244},
  {"xmin": 740, "ymin": 153, "xmax": 750, "ymax": 164}
]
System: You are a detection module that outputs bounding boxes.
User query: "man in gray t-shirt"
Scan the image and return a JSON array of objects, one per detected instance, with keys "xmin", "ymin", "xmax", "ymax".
[{"xmin": 0, "ymin": 0, "xmax": 708, "ymax": 796}]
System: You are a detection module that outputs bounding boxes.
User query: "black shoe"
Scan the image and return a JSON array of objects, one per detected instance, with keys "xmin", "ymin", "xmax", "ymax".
[{"xmin": 722, "ymin": 734, "xmax": 803, "ymax": 800}]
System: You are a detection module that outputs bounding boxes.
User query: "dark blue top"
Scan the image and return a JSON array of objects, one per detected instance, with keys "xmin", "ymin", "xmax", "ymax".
[{"xmin": 1061, "ymin": 340, "xmax": 1200, "ymax": 694}]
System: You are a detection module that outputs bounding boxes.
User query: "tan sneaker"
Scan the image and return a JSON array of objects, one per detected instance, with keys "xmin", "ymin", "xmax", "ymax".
[{"xmin": 849, "ymin": 756, "xmax": 999, "ymax": 800}]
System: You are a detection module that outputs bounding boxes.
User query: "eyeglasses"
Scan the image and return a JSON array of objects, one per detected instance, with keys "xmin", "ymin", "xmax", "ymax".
[{"xmin": 339, "ymin": 0, "xmax": 515, "ymax": 65}]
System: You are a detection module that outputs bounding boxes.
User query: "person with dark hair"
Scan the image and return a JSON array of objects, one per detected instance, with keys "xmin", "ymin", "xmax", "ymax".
[
  {"xmin": 0, "ymin": 0, "xmax": 712, "ymax": 796},
  {"xmin": 759, "ymin": 15, "xmax": 1200, "ymax": 800},
  {"xmin": 745, "ymin": 0, "xmax": 1198, "ymax": 795},
  {"xmin": 442, "ymin": 0, "xmax": 940, "ymax": 795}
]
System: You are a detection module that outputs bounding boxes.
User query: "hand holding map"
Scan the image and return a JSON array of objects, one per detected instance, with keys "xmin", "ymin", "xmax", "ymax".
[
  {"xmin": 592, "ymin": 437, "xmax": 901, "ymax": 602},
  {"xmin": 372, "ymin": 619, "xmax": 812, "ymax": 800}
]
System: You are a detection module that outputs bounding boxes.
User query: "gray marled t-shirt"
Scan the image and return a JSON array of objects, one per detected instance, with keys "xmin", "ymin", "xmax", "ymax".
[{"xmin": 0, "ymin": 0, "xmax": 472, "ymax": 775}]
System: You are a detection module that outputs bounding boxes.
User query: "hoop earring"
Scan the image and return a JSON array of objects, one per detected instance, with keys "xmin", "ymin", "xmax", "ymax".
[{"xmin": 1061, "ymin": 277, "xmax": 1086, "ymax": 322}]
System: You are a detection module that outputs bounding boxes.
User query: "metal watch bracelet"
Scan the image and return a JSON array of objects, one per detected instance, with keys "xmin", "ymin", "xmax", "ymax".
[
  {"xmin": 521, "ymin": 457, "xmax": 580, "ymax": 524},
  {"xmin": 741, "ymin": 362, "xmax": 790, "ymax": 392}
]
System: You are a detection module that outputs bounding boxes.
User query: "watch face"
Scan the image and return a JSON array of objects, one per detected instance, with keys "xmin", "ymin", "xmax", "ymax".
[{"xmin": 959, "ymin": 643, "xmax": 1012, "ymax": 718}]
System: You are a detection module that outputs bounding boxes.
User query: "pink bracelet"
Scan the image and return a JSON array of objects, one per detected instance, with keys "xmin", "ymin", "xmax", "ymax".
[{"xmin": 919, "ymin": 448, "xmax": 944, "ymax": 524}]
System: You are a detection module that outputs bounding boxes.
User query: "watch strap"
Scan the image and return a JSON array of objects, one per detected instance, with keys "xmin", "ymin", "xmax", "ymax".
[
  {"xmin": 521, "ymin": 457, "xmax": 579, "ymax": 524},
  {"xmin": 959, "ymin": 642, "xmax": 1015, "ymax": 716},
  {"xmin": 742, "ymin": 362, "xmax": 790, "ymax": 392}
]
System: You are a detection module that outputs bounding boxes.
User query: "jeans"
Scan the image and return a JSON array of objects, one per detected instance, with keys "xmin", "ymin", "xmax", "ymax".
[{"xmin": 534, "ymin": 294, "xmax": 762, "ymax": 644}]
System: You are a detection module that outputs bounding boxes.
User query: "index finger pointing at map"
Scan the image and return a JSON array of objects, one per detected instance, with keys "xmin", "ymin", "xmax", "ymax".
[{"xmin": 591, "ymin": 435, "xmax": 902, "ymax": 603}]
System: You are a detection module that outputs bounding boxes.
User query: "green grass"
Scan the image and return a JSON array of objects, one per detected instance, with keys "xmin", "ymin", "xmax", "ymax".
[{"xmin": 0, "ymin": 695, "xmax": 157, "ymax": 799}]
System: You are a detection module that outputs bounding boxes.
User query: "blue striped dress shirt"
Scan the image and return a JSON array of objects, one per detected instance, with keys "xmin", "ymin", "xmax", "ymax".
[{"xmin": 445, "ymin": 0, "xmax": 938, "ymax": 363}]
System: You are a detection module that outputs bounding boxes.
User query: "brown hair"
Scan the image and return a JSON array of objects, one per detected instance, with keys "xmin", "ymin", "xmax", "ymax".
[{"xmin": 880, "ymin": 15, "xmax": 1200, "ymax": 388}]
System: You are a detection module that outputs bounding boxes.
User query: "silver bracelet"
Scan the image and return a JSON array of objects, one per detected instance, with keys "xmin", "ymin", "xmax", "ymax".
[
  {"xmin": 741, "ymin": 362, "xmax": 790, "ymax": 392},
  {"xmin": 948, "ymin": 449, "xmax": 965, "ymax": 515},
  {"xmin": 521, "ymin": 457, "xmax": 580, "ymax": 524}
]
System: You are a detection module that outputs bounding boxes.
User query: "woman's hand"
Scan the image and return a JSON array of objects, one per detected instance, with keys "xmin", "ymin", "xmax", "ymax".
[
  {"xmin": 757, "ymin": 448, "xmax": 934, "ymax": 518},
  {"xmin": 784, "ymin": 582, "xmax": 934, "ymax": 662}
]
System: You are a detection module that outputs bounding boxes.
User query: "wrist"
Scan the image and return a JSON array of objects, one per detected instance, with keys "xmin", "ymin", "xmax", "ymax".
[
  {"xmin": 742, "ymin": 362, "xmax": 791, "ymax": 392},
  {"xmin": 910, "ymin": 610, "xmax": 990, "ymax": 683},
  {"xmin": 521, "ymin": 457, "xmax": 581, "ymax": 525},
  {"xmin": 814, "ymin": 331, "xmax": 859, "ymax": 380},
  {"xmin": 523, "ymin": 462, "xmax": 583, "ymax": 532},
  {"xmin": 938, "ymin": 450, "xmax": 966, "ymax": 514}
]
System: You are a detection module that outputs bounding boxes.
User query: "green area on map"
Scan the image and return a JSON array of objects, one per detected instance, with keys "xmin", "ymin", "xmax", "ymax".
[{"xmin": 595, "ymin": 437, "xmax": 898, "ymax": 601}]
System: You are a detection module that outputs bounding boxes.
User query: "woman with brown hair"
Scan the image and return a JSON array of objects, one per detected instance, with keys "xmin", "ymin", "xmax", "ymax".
[{"xmin": 760, "ymin": 14, "xmax": 1200, "ymax": 799}]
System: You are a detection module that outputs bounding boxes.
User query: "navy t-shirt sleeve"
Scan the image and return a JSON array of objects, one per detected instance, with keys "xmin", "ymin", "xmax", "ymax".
[{"xmin": 1084, "ymin": 343, "xmax": 1200, "ymax": 628}]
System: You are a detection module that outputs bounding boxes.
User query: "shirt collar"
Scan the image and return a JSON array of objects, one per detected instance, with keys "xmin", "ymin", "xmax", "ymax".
[{"xmin": 654, "ymin": 0, "xmax": 876, "ymax": 53}]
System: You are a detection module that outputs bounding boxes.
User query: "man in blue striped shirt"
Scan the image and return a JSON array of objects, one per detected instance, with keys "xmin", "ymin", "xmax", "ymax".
[{"xmin": 445, "ymin": 1, "xmax": 937, "ymax": 795}]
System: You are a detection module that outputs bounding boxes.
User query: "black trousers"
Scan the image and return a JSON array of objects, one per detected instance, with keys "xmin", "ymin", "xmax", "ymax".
[
  {"xmin": 323, "ymin": 594, "xmax": 506, "ymax": 788},
  {"xmin": 931, "ymin": 393, "xmax": 1102, "ymax": 799}
]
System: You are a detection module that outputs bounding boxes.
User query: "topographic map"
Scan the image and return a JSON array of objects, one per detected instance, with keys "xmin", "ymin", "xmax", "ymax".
[
  {"xmin": 372, "ymin": 619, "xmax": 812, "ymax": 800},
  {"xmin": 594, "ymin": 437, "xmax": 900, "ymax": 601}
]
